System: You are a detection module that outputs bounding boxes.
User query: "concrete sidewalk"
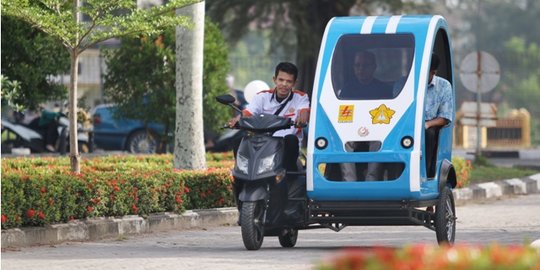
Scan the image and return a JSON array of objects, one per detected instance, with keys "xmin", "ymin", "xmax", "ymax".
[{"xmin": 2, "ymin": 173, "xmax": 540, "ymax": 248}]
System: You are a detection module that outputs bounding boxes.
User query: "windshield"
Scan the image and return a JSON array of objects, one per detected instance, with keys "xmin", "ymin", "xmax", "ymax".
[{"xmin": 331, "ymin": 34, "xmax": 415, "ymax": 100}]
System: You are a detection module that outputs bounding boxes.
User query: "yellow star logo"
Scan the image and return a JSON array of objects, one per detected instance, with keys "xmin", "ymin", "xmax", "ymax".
[{"xmin": 369, "ymin": 104, "xmax": 395, "ymax": 124}]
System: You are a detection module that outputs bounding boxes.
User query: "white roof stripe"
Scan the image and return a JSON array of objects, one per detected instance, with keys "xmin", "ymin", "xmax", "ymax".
[
  {"xmin": 360, "ymin": 16, "xmax": 377, "ymax": 34},
  {"xmin": 385, "ymin": 15, "xmax": 402, "ymax": 33}
]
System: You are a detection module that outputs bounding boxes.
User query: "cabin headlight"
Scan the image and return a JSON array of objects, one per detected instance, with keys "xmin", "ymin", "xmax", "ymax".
[
  {"xmin": 401, "ymin": 136, "xmax": 414, "ymax": 149},
  {"xmin": 315, "ymin": 137, "xmax": 328, "ymax": 150}
]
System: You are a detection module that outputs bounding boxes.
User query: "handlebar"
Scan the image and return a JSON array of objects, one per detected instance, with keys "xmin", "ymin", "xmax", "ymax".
[{"xmin": 222, "ymin": 118, "xmax": 305, "ymax": 131}]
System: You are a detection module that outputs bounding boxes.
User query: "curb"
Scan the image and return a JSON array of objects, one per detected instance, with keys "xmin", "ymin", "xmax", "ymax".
[
  {"xmin": 3, "ymin": 174, "xmax": 540, "ymax": 248},
  {"xmin": 2, "ymin": 208, "xmax": 237, "ymax": 248},
  {"xmin": 452, "ymin": 173, "xmax": 540, "ymax": 204}
]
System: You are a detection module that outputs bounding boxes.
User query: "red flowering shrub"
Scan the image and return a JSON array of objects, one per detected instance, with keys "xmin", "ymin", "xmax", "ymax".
[
  {"xmin": 1, "ymin": 153, "xmax": 236, "ymax": 229},
  {"xmin": 317, "ymin": 244, "xmax": 540, "ymax": 270},
  {"xmin": 182, "ymin": 168, "xmax": 235, "ymax": 210},
  {"xmin": 452, "ymin": 157, "xmax": 473, "ymax": 188}
]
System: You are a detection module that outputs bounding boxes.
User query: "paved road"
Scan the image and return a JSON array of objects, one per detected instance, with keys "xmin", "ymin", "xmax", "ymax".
[{"xmin": 2, "ymin": 194, "xmax": 540, "ymax": 270}]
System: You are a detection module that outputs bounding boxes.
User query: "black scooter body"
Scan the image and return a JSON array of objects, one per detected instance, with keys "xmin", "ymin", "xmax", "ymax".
[{"xmin": 217, "ymin": 94, "xmax": 307, "ymax": 249}]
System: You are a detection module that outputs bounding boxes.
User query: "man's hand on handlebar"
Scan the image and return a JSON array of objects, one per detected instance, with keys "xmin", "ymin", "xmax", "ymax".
[
  {"xmin": 227, "ymin": 114, "xmax": 241, "ymax": 128},
  {"xmin": 295, "ymin": 109, "xmax": 309, "ymax": 128}
]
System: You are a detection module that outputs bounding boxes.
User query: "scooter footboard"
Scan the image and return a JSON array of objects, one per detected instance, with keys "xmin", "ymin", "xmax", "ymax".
[
  {"xmin": 309, "ymin": 200, "xmax": 438, "ymax": 229},
  {"xmin": 283, "ymin": 176, "xmax": 308, "ymax": 225}
]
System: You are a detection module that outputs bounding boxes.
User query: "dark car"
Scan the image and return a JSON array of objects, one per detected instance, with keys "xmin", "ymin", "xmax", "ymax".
[{"xmin": 91, "ymin": 104, "xmax": 166, "ymax": 153}]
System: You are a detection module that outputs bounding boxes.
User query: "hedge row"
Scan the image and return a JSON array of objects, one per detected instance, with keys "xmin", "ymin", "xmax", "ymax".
[{"xmin": 1, "ymin": 154, "xmax": 235, "ymax": 229}]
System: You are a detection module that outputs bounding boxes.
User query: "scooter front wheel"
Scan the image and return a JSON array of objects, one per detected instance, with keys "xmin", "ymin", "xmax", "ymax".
[{"xmin": 241, "ymin": 201, "xmax": 265, "ymax": 250}]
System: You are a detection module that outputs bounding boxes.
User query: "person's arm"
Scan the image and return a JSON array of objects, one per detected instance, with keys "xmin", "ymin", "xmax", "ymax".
[
  {"xmin": 228, "ymin": 114, "xmax": 241, "ymax": 128},
  {"xmin": 228, "ymin": 93, "xmax": 261, "ymax": 127},
  {"xmin": 425, "ymin": 117, "xmax": 448, "ymax": 129},
  {"xmin": 295, "ymin": 92, "xmax": 310, "ymax": 127},
  {"xmin": 425, "ymin": 80, "xmax": 453, "ymax": 129}
]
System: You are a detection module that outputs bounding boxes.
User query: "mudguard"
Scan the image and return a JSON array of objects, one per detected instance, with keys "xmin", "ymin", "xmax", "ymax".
[
  {"xmin": 438, "ymin": 159, "xmax": 457, "ymax": 190},
  {"xmin": 239, "ymin": 183, "xmax": 269, "ymax": 202}
]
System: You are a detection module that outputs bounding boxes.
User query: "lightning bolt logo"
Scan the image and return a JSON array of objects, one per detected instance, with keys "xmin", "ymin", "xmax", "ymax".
[{"xmin": 338, "ymin": 105, "xmax": 354, "ymax": 123}]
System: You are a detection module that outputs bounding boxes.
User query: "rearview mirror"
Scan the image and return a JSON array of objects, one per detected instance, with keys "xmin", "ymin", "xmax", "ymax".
[{"xmin": 216, "ymin": 94, "xmax": 236, "ymax": 105}]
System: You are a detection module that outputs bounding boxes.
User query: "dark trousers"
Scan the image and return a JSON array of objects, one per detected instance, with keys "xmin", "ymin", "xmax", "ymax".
[
  {"xmin": 425, "ymin": 127, "xmax": 441, "ymax": 178},
  {"xmin": 283, "ymin": 135, "xmax": 300, "ymax": 171}
]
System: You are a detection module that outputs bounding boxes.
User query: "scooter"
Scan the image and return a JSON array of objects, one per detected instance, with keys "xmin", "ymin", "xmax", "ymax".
[
  {"xmin": 1, "ymin": 114, "xmax": 93, "ymax": 154},
  {"xmin": 216, "ymin": 94, "xmax": 307, "ymax": 250}
]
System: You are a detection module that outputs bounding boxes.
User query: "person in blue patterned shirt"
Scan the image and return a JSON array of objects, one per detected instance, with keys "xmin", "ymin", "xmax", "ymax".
[{"xmin": 425, "ymin": 54, "xmax": 454, "ymax": 178}]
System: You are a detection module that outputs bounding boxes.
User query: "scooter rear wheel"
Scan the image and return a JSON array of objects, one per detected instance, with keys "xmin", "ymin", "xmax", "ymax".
[
  {"xmin": 241, "ymin": 201, "xmax": 265, "ymax": 250},
  {"xmin": 278, "ymin": 228, "xmax": 298, "ymax": 248}
]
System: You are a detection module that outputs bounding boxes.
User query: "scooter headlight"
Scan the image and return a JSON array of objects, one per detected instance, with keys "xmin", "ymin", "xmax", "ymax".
[
  {"xmin": 236, "ymin": 154, "xmax": 249, "ymax": 174},
  {"xmin": 257, "ymin": 153, "xmax": 276, "ymax": 175}
]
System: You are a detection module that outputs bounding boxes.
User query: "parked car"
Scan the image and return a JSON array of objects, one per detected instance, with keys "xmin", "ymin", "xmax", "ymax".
[
  {"xmin": 91, "ymin": 104, "xmax": 166, "ymax": 153},
  {"xmin": 92, "ymin": 103, "xmax": 246, "ymax": 154}
]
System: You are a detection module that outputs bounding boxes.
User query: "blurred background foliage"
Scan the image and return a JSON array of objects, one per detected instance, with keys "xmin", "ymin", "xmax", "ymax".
[
  {"xmin": 1, "ymin": 0, "xmax": 539, "ymax": 146},
  {"xmin": 1, "ymin": 15, "xmax": 69, "ymax": 111},
  {"xmin": 103, "ymin": 18, "xmax": 230, "ymax": 137}
]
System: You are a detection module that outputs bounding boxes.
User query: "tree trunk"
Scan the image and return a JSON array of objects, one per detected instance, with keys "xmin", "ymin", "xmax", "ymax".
[
  {"xmin": 69, "ymin": 0, "xmax": 80, "ymax": 173},
  {"xmin": 69, "ymin": 50, "xmax": 80, "ymax": 173},
  {"xmin": 174, "ymin": 1, "xmax": 206, "ymax": 170}
]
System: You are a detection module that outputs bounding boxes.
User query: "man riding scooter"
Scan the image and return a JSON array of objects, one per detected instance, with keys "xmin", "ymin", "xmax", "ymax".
[
  {"xmin": 228, "ymin": 62, "xmax": 310, "ymax": 169},
  {"xmin": 224, "ymin": 62, "xmax": 310, "ymax": 250}
]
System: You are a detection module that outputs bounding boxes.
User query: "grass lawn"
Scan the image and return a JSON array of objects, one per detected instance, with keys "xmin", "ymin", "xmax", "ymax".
[{"xmin": 470, "ymin": 165, "xmax": 540, "ymax": 184}]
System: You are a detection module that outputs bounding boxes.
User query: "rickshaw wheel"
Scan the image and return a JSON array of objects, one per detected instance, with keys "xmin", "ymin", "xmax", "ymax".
[
  {"xmin": 435, "ymin": 186, "xmax": 456, "ymax": 245},
  {"xmin": 241, "ymin": 201, "xmax": 265, "ymax": 250},
  {"xmin": 278, "ymin": 228, "xmax": 298, "ymax": 248}
]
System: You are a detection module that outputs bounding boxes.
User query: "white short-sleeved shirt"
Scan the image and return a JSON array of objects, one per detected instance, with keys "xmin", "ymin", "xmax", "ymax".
[{"xmin": 244, "ymin": 89, "xmax": 310, "ymax": 143}]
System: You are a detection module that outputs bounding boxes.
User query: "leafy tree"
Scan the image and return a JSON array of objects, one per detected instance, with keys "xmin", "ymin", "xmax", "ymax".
[
  {"xmin": 501, "ymin": 37, "xmax": 540, "ymax": 144},
  {"xmin": 1, "ymin": 76, "xmax": 24, "ymax": 112},
  {"xmin": 2, "ymin": 0, "xmax": 198, "ymax": 172},
  {"xmin": 201, "ymin": 19, "xmax": 231, "ymax": 135},
  {"xmin": 456, "ymin": 0, "xmax": 540, "ymax": 145},
  {"xmin": 206, "ymin": 0, "xmax": 430, "ymax": 95},
  {"xmin": 455, "ymin": 0, "xmax": 540, "ymax": 98},
  {"xmin": 103, "ymin": 33, "xmax": 177, "ymax": 153},
  {"xmin": 1, "ymin": 15, "xmax": 69, "ymax": 110},
  {"xmin": 464, "ymin": 0, "xmax": 540, "ymax": 54},
  {"xmin": 103, "ymin": 18, "xmax": 230, "ymax": 152}
]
